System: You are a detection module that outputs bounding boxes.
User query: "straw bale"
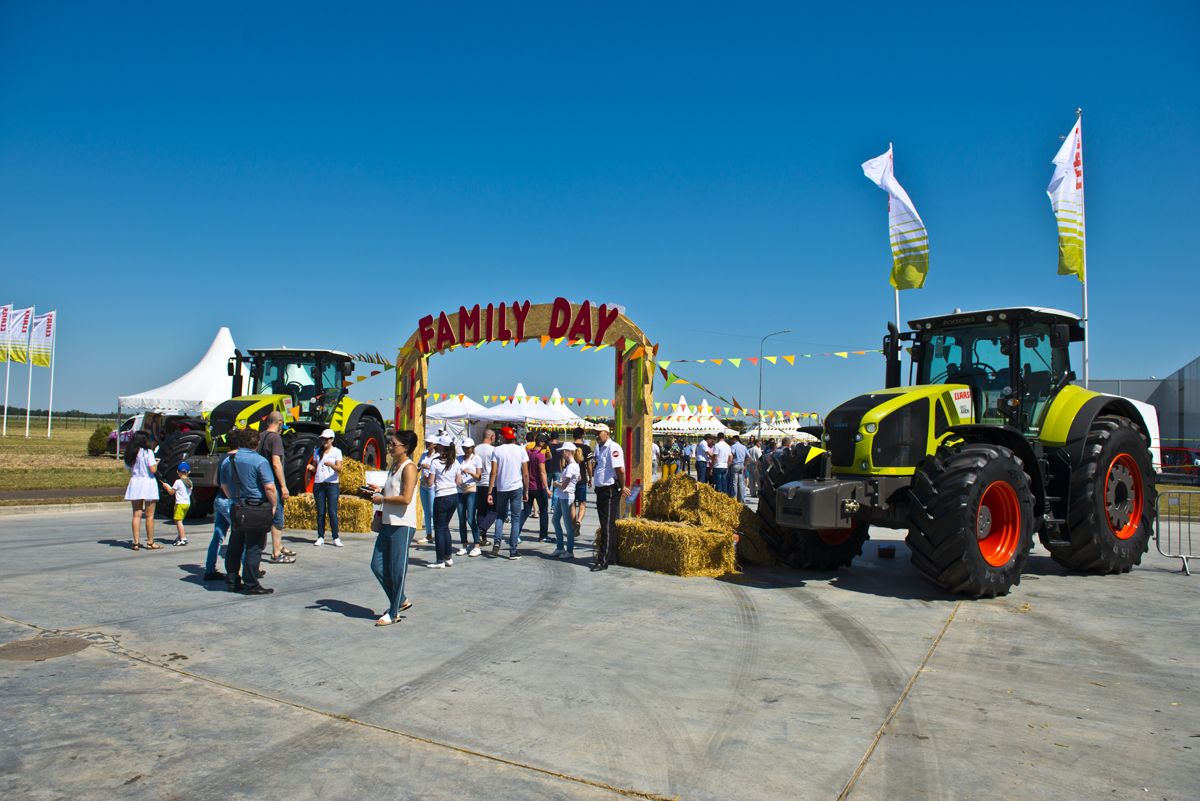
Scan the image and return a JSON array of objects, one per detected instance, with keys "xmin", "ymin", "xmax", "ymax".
[
  {"xmin": 285, "ymin": 492, "xmax": 375, "ymax": 533},
  {"xmin": 644, "ymin": 474, "xmax": 743, "ymax": 532},
  {"xmin": 339, "ymin": 458, "xmax": 367, "ymax": 494},
  {"xmin": 614, "ymin": 518, "xmax": 736, "ymax": 578},
  {"xmin": 734, "ymin": 508, "xmax": 778, "ymax": 567}
]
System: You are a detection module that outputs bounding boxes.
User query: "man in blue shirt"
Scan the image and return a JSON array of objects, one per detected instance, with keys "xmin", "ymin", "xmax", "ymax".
[
  {"xmin": 730, "ymin": 434, "xmax": 749, "ymax": 503},
  {"xmin": 218, "ymin": 428, "xmax": 278, "ymax": 595}
]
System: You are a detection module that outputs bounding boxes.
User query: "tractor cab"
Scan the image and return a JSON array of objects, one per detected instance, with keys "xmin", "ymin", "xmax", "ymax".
[
  {"xmin": 886, "ymin": 307, "xmax": 1085, "ymax": 435},
  {"xmin": 228, "ymin": 349, "xmax": 355, "ymax": 426}
]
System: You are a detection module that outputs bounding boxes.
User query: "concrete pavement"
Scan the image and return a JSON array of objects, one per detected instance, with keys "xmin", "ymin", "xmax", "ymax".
[{"xmin": 0, "ymin": 504, "xmax": 1196, "ymax": 800}]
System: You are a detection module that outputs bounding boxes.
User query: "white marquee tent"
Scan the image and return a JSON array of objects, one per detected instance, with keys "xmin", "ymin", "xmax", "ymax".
[
  {"xmin": 653, "ymin": 395, "xmax": 726, "ymax": 436},
  {"xmin": 118, "ymin": 327, "xmax": 244, "ymax": 416},
  {"xmin": 427, "ymin": 394, "xmax": 491, "ymax": 421},
  {"xmin": 482, "ymin": 383, "xmax": 560, "ymax": 424}
]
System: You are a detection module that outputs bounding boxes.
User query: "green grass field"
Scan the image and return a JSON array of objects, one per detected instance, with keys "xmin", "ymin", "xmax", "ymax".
[{"xmin": 0, "ymin": 422, "xmax": 127, "ymax": 493}]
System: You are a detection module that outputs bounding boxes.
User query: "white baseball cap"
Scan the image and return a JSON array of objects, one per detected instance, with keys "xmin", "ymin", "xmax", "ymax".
[
  {"xmin": 425, "ymin": 434, "xmax": 437, "ymax": 443},
  {"xmin": 594, "ymin": 423, "xmax": 611, "ymax": 433},
  {"xmin": 559, "ymin": 442, "xmax": 577, "ymax": 452},
  {"xmin": 461, "ymin": 438, "xmax": 475, "ymax": 447},
  {"xmin": 436, "ymin": 435, "xmax": 454, "ymax": 447},
  {"xmin": 320, "ymin": 429, "xmax": 335, "ymax": 440}
]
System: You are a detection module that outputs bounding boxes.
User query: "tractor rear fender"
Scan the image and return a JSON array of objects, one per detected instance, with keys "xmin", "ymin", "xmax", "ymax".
[
  {"xmin": 947, "ymin": 424, "xmax": 1046, "ymax": 518},
  {"xmin": 342, "ymin": 400, "xmax": 384, "ymax": 438},
  {"xmin": 1042, "ymin": 389, "xmax": 1152, "ymax": 466}
]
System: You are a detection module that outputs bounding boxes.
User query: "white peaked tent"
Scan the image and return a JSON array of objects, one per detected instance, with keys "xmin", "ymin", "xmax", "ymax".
[
  {"xmin": 427, "ymin": 394, "xmax": 491, "ymax": 421},
  {"xmin": 542, "ymin": 387, "xmax": 591, "ymax": 429},
  {"xmin": 653, "ymin": 395, "xmax": 725, "ymax": 435},
  {"xmin": 118, "ymin": 327, "xmax": 243, "ymax": 416},
  {"xmin": 483, "ymin": 383, "xmax": 558, "ymax": 424}
]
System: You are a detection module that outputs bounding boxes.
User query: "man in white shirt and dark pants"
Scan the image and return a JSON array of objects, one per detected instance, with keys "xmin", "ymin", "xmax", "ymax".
[
  {"xmin": 591, "ymin": 423, "xmax": 629, "ymax": 572},
  {"xmin": 487, "ymin": 426, "xmax": 529, "ymax": 560},
  {"xmin": 711, "ymin": 432, "xmax": 733, "ymax": 497}
]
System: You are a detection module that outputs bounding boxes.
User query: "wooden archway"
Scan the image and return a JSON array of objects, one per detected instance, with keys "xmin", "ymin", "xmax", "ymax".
[{"xmin": 394, "ymin": 298, "xmax": 654, "ymax": 513}]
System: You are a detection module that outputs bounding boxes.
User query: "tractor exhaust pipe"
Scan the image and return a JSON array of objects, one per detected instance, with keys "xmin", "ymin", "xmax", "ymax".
[{"xmin": 884, "ymin": 322, "xmax": 901, "ymax": 389}]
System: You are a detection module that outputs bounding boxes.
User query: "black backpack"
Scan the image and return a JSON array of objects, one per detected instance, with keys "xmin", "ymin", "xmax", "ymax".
[{"xmin": 229, "ymin": 453, "xmax": 274, "ymax": 535}]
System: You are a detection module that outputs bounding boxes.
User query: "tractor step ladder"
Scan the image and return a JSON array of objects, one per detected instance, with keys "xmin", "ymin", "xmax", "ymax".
[{"xmin": 1155, "ymin": 488, "xmax": 1200, "ymax": 576}]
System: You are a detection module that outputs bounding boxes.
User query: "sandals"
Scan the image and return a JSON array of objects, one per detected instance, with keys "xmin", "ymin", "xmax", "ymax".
[
  {"xmin": 131, "ymin": 542, "xmax": 141, "ymax": 551},
  {"xmin": 267, "ymin": 554, "xmax": 296, "ymax": 564},
  {"xmin": 398, "ymin": 600, "xmax": 412, "ymax": 612},
  {"xmin": 280, "ymin": 547, "xmax": 297, "ymax": 557},
  {"xmin": 145, "ymin": 542, "xmax": 163, "ymax": 550},
  {"xmin": 375, "ymin": 614, "xmax": 398, "ymax": 627}
]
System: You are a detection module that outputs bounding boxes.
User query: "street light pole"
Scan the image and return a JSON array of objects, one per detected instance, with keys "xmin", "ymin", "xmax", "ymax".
[{"xmin": 758, "ymin": 328, "xmax": 791, "ymax": 436}]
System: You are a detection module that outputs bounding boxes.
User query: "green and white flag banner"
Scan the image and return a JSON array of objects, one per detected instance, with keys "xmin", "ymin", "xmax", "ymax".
[
  {"xmin": 3, "ymin": 307, "xmax": 33, "ymax": 364},
  {"xmin": 1047, "ymin": 117, "xmax": 1085, "ymax": 282},
  {"xmin": 862, "ymin": 144, "xmax": 929, "ymax": 290},
  {"xmin": 30, "ymin": 311, "xmax": 55, "ymax": 368},
  {"xmin": 0, "ymin": 305, "xmax": 11, "ymax": 363}
]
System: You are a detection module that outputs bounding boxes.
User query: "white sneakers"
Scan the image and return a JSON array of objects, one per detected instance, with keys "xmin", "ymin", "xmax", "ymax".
[
  {"xmin": 332, "ymin": 539, "xmax": 344, "ymax": 548},
  {"xmin": 468, "ymin": 546, "xmax": 482, "ymax": 557},
  {"xmin": 426, "ymin": 561, "xmax": 445, "ymax": 569},
  {"xmin": 550, "ymin": 549, "xmax": 564, "ymax": 557},
  {"xmin": 455, "ymin": 547, "xmax": 468, "ymax": 556},
  {"xmin": 444, "ymin": 558, "xmax": 453, "ymax": 567},
  {"xmin": 313, "ymin": 538, "xmax": 323, "ymax": 547}
]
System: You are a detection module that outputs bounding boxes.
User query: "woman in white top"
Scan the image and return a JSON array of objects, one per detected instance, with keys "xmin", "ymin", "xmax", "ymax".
[
  {"xmin": 425, "ymin": 435, "xmax": 462, "ymax": 568},
  {"xmin": 416, "ymin": 434, "xmax": 437, "ymax": 544},
  {"xmin": 551, "ymin": 442, "xmax": 581, "ymax": 558},
  {"xmin": 123, "ymin": 430, "xmax": 163, "ymax": 550},
  {"xmin": 307, "ymin": 429, "xmax": 344, "ymax": 546},
  {"xmin": 366, "ymin": 430, "xmax": 419, "ymax": 626},
  {"xmin": 455, "ymin": 439, "xmax": 483, "ymax": 557}
]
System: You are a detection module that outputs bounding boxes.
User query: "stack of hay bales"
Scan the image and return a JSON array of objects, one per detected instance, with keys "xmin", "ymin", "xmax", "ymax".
[
  {"xmin": 616, "ymin": 474, "xmax": 774, "ymax": 577},
  {"xmin": 283, "ymin": 458, "xmax": 376, "ymax": 533}
]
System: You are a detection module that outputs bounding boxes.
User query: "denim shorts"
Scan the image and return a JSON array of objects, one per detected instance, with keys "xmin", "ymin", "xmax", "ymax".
[
  {"xmin": 574, "ymin": 485, "xmax": 588, "ymax": 503},
  {"xmin": 273, "ymin": 499, "xmax": 285, "ymax": 528}
]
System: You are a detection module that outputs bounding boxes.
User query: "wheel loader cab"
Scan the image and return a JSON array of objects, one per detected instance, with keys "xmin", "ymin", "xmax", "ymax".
[{"xmin": 907, "ymin": 308, "xmax": 1082, "ymax": 435}]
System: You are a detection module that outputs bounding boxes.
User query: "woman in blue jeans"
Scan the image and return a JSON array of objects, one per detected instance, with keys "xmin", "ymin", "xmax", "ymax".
[
  {"xmin": 425, "ymin": 436, "xmax": 462, "ymax": 568},
  {"xmin": 366, "ymin": 430, "xmax": 419, "ymax": 626},
  {"xmin": 551, "ymin": 442, "xmax": 580, "ymax": 558},
  {"xmin": 308, "ymin": 429, "xmax": 344, "ymax": 546},
  {"xmin": 417, "ymin": 435, "xmax": 436, "ymax": 544},
  {"xmin": 455, "ymin": 439, "xmax": 482, "ymax": 556}
]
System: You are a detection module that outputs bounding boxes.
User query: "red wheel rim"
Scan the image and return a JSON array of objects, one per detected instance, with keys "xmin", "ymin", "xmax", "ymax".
[
  {"xmin": 361, "ymin": 436, "xmax": 382, "ymax": 468},
  {"xmin": 977, "ymin": 480, "xmax": 1022, "ymax": 567},
  {"xmin": 1104, "ymin": 453, "xmax": 1143, "ymax": 540},
  {"xmin": 817, "ymin": 528, "xmax": 852, "ymax": 546}
]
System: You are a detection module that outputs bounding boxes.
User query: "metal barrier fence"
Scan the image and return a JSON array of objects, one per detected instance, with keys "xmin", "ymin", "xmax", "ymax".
[{"xmin": 1155, "ymin": 488, "xmax": 1200, "ymax": 575}]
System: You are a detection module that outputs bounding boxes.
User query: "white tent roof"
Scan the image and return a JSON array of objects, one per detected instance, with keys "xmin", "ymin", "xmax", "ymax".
[
  {"xmin": 118, "ymin": 327, "xmax": 242, "ymax": 416},
  {"xmin": 427, "ymin": 394, "xmax": 491, "ymax": 421},
  {"xmin": 482, "ymin": 383, "xmax": 560, "ymax": 424},
  {"xmin": 653, "ymin": 395, "xmax": 726, "ymax": 435},
  {"xmin": 541, "ymin": 387, "xmax": 590, "ymax": 428}
]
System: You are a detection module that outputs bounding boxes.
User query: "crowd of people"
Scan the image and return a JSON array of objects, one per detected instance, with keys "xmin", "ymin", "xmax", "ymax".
[
  {"xmin": 655, "ymin": 432, "xmax": 793, "ymax": 502},
  {"xmin": 122, "ymin": 423, "xmax": 630, "ymax": 627}
]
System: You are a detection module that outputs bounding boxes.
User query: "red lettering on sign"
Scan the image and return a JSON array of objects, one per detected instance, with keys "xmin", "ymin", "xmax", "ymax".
[
  {"xmin": 417, "ymin": 315, "xmax": 436, "ymax": 354},
  {"xmin": 548, "ymin": 297, "xmax": 571, "ymax": 338},
  {"xmin": 511, "ymin": 300, "xmax": 531, "ymax": 342},
  {"xmin": 497, "ymin": 303, "xmax": 512, "ymax": 340},
  {"xmin": 567, "ymin": 300, "xmax": 592, "ymax": 342},
  {"xmin": 593, "ymin": 303, "xmax": 619, "ymax": 345},
  {"xmin": 459, "ymin": 305, "xmax": 480, "ymax": 344},
  {"xmin": 435, "ymin": 312, "xmax": 455, "ymax": 351}
]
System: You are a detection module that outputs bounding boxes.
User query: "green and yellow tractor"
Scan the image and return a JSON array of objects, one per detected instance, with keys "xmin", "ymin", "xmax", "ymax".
[
  {"xmin": 157, "ymin": 349, "xmax": 386, "ymax": 516},
  {"xmin": 760, "ymin": 307, "xmax": 1159, "ymax": 597}
]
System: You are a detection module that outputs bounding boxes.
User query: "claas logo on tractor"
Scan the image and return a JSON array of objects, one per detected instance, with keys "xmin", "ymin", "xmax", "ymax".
[{"xmin": 760, "ymin": 306, "xmax": 1159, "ymax": 599}]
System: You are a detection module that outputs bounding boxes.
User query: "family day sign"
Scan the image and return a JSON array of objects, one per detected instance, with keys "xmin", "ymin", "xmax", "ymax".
[{"xmin": 397, "ymin": 297, "xmax": 655, "ymax": 508}]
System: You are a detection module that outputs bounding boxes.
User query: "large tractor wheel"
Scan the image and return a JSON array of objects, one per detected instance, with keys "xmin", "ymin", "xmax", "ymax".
[
  {"xmin": 791, "ymin": 521, "xmax": 871, "ymax": 570},
  {"xmin": 284, "ymin": 432, "xmax": 321, "ymax": 494},
  {"xmin": 349, "ymin": 415, "xmax": 386, "ymax": 470},
  {"xmin": 156, "ymin": 432, "xmax": 209, "ymax": 519},
  {"xmin": 1049, "ymin": 415, "xmax": 1155, "ymax": 574},
  {"xmin": 907, "ymin": 443, "xmax": 1034, "ymax": 597}
]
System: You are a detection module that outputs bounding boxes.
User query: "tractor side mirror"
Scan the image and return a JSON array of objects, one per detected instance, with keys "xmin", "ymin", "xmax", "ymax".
[
  {"xmin": 227, "ymin": 358, "xmax": 237, "ymax": 377},
  {"xmin": 345, "ymin": 362, "xmax": 355, "ymax": 375},
  {"xmin": 1050, "ymin": 324, "xmax": 1070, "ymax": 349},
  {"xmin": 884, "ymin": 323, "xmax": 901, "ymax": 389}
]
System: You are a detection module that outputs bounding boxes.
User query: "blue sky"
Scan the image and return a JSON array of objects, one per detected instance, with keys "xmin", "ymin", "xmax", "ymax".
[{"xmin": 2, "ymin": 2, "xmax": 1197, "ymax": 417}]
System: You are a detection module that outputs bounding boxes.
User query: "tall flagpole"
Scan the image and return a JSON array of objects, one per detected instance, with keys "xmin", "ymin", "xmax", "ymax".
[
  {"xmin": 2, "ymin": 311, "xmax": 10, "ymax": 437},
  {"xmin": 894, "ymin": 289, "xmax": 901, "ymax": 330},
  {"xmin": 1077, "ymin": 108, "xmax": 1089, "ymax": 388},
  {"xmin": 46, "ymin": 313, "xmax": 57, "ymax": 438},
  {"xmin": 24, "ymin": 306, "xmax": 35, "ymax": 438}
]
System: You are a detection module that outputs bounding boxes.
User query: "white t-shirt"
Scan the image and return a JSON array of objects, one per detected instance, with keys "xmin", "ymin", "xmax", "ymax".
[
  {"xmin": 418, "ymin": 452, "xmax": 433, "ymax": 481},
  {"xmin": 475, "ymin": 442, "xmax": 495, "ymax": 484},
  {"xmin": 695, "ymin": 440, "xmax": 712, "ymax": 465},
  {"xmin": 172, "ymin": 479, "xmax": 192, "ymax": 506},
  {"xmin": 651, "ymin": 442, "xmax": 660, "ymax": 463},
  {"xmin": 457, "ymin": 454, "xmax": 482, "ymax": 492},
  {"xmin": 712, "ymin": 441, "xmax": 733, "ymax": 469},
  {"xmin": 554, "ymin": 460, "xmax": 580, "ymax": 499},
  {"xmin": 593, "ymin": 439, "xmax": 625, "ymax": 487},
  {"xmin": 683, "ymin": 444, "xmax": 694, "ymax": 458},
  {"xmin": 313, "ymin": 446, "xmax": 343, "ymax": 483},
  {"xmin": 491, "ymin": 442, "xmax": 529, "ymax": 493},
  {"xmin": 429, "ymin": 457, "xmax": 462, "ymax": 497}
]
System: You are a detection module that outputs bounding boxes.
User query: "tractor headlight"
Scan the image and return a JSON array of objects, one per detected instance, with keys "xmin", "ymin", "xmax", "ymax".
[
  {"xmin": 864, "ymin": 422, "xmax": 877, "ymax": 434},
  {"xmin": 854, "ymin": 433, "xmax": 863, "ymax": 442}
]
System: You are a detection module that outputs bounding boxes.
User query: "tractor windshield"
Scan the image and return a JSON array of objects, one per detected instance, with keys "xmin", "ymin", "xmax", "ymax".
[
  {"xmin": 1016, "ymin": 324, "xmax": 1071, "ymax": 434},
  {"xmin": 917, "ymin": 324, "xmax": 1010, "ymax": 424},
  {"xmin": 254, "ymin": 356, "xmax": 337, "ymax": 420}
]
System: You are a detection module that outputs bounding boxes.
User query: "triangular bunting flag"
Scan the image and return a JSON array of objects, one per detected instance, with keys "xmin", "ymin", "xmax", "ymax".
[
  {"xmin": 764, "ymin": 356, "xmax": 777, "ymax": 365},
  {"xmin": 853, "ymin": 350, "xmax": 867, "ymax": 355},
  {"xmin": 747, "ymin": 358, "xmax": 758, "ymax": 366},
  {"xmin": 501, "ymin": 340, "xmax": 510, "ymax": 347},
  {"xmin": 783, "ymin": 355, "xmax": 795, "ymax": 365},
  {"xmin": 540, "ymin": 335, "xmax": 550, "ymax": 348},
  {"xmin": 623, "ymin": 339, "xmax": 639, "ymax": 354},
  {"xmin": 581, "ymin": 344, "xmax": 593, "ymax": 352},
  {"xmin": 595, "ymin": 343, "xmax": 609, "ymax": 351},
  {"xmin": 835, "ymin": 351, "xmax": 848, "ymax": 358},
  {"xmin": 657, "ymin": 360, "xmax": 671, "ymax": 369},
  {"xmin": 728, "ymin": 358, "xmax": 742, "ymax": 368},
  {"xmin": 629, "ymin": 346, "xmax": 645, "ymax": 360},
  {"xmin": 585, "ymin": 399, "xmax": 592, "ymax": 406},
  {"xmin": 710, "ymin": 359, "xmax": 723, "ymax": 366},
  {"xmin": 554, "ymin": 336, "xmax": 565, "ymax": 346}
]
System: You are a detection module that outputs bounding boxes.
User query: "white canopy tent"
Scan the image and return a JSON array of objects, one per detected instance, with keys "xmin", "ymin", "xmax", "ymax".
[
  {"xmin": 482, "ymin": 382, "xmax": 560, "ymax": 424},
  {"xmin": 427, "ymin": 394, "xmax": 491, "ymax": 421},
  {"xmin": 118, "ymin": 327, "xmax": 244, "ymax": 416},
  {"xmin": 540, "ymin": 387, "xmax": 593, "ymax": 430},
  {"xmin": 652, "ymin": 395, "xmax": 726, "ymax": 436}
]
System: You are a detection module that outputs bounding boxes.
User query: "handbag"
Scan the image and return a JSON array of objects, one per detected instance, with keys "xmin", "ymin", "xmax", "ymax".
[{"xmin": 229, "ymin": 453, "xmax": 275, "ymax": 535}]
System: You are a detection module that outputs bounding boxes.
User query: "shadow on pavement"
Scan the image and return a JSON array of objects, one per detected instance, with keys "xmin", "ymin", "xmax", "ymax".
[
  {"xmin": 97, "ymin": 538, "xmax": 137, "ymax": 550},
  {"xmin": 176, "ymin": 564, "xmax": 234, "ymax": 591},
  {"xmin": 308, "ymin": 598, "xmax": 377, "ymax": 620}
]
